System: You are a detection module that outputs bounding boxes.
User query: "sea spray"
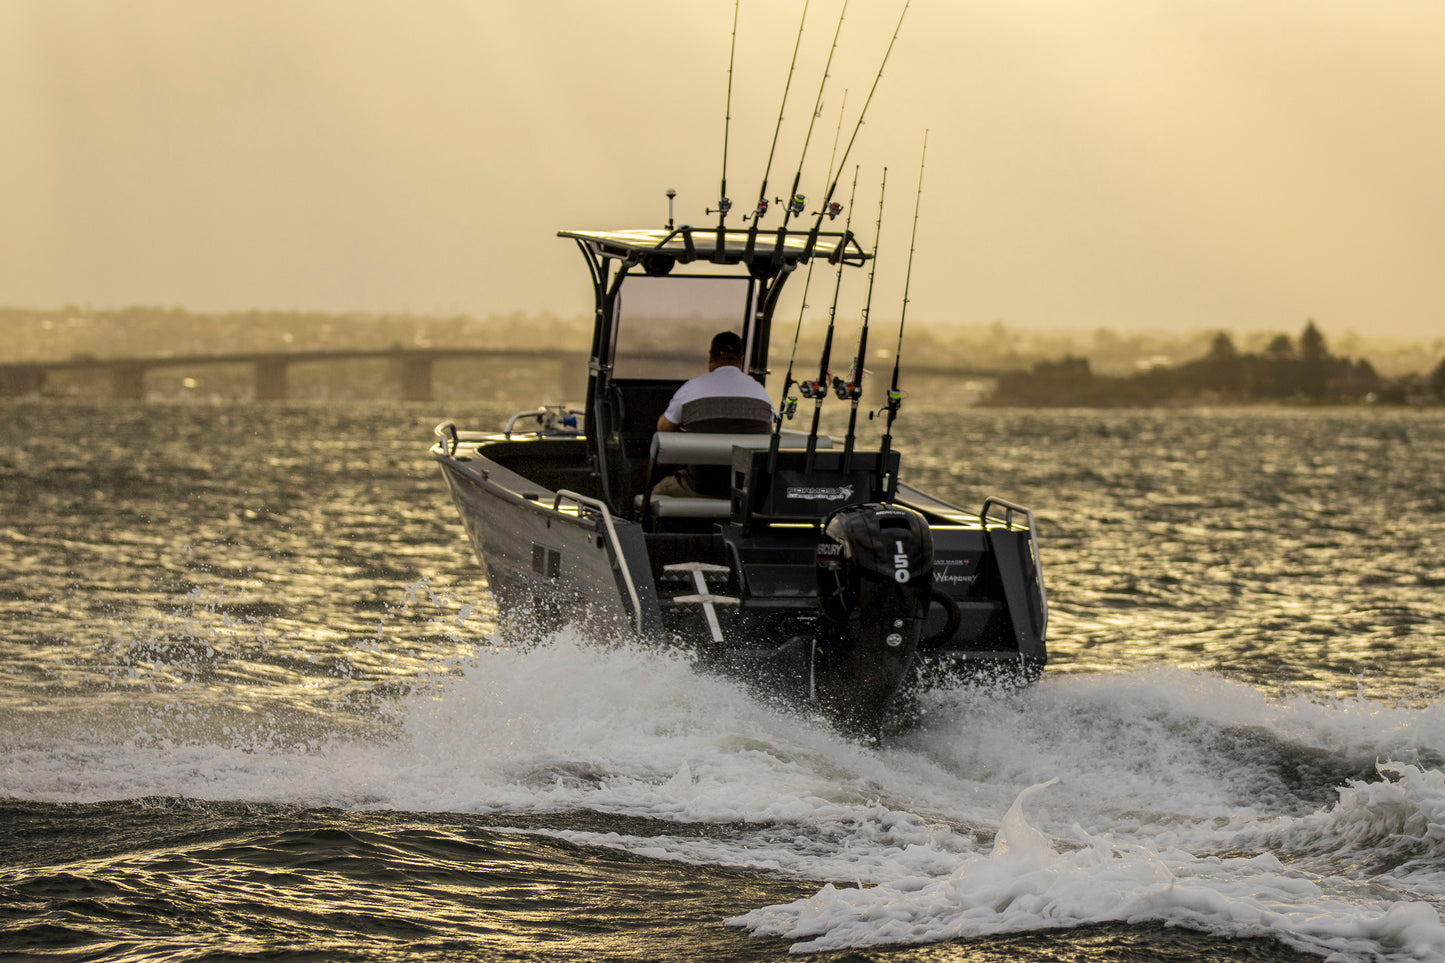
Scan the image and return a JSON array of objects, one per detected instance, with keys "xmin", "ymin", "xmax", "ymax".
[
  {"xmin": 727, "ymin": 779, "xmax": 1445, "ymax": 959},
  {"xmin": 1238, "ymin": 762, "xmax": 1445, "ymax": 890}
]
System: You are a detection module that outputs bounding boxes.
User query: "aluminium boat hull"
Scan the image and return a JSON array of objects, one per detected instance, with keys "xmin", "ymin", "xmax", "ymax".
[
  {"xmin": 434, "ymin": 425, "xmax": 1047, "ymax": 735},
  {"xmin": 431, "ymin": 221, "xmax": 1049, "ymax": 736}
]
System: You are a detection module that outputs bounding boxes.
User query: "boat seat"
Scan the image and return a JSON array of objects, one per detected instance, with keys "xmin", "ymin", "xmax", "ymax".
[
  {"xmin": 638, "ymin": 430, "xmax": 831, "ymax": 523},
  {"xmin": 648, "ymin": 496, "xmax": 735, "ymax": 519}
]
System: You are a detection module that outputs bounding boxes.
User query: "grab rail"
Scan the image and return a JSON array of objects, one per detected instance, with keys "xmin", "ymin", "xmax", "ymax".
[
  {"xmin": 434, "ymin": 421, "xmax": 459, "ymax": 457},
  {"xmin": 553, "ymin": 489, "xmax": 644, "ymax": 634},
  {"xmin": 505, "ymin": 405, "xmax": 584, "ymax": 439},
  {"xmin": 980, "ymin": 497, "xmax": 1049, "ymax": 641},
  {"xmin": 504, "ymin": 409, "xmax": 544, "ymax": 437},
  {"xmin": 981, "ymin": 497, "xmax": 1033, "ymax": 530}
]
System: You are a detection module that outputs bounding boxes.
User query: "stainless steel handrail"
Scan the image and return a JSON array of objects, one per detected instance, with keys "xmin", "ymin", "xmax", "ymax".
[
  {"xmin": 980, "ymin": 496, "xmax": 1029, "ymax": 531},
  {"xmin": 505, "ymin": 405, "xmax": 585, "ymax": 439},
  {"xmin": 433, "ymin": 421, "xmax": 459, "ymax": 457},
  {"xmin": 980, "ymin": 496, "xmax": 1049, "ymax": 640},
  {"xmin": 553, "ymin": 489, "xmax": 644, "ymax": 634},
  {"xmin": 504, "ymin": 408, "xmax": 547, "ymax": 438}
]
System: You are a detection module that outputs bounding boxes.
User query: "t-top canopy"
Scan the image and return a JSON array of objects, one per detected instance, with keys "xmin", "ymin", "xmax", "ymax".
[{"xmin": 558, "ymin": 226, "xmax": 870, "ymax": 269}]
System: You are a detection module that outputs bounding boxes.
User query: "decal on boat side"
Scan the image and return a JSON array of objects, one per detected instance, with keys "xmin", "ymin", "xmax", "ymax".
[{"xmin": 787, "ymin": 485, "xmax": 855, "ymax": 501}]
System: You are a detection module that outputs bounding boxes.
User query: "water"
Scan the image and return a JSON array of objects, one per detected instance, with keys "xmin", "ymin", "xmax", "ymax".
[{"xmin": 3, "ymin": 400, "xmax": 1445, "ymax": 961}]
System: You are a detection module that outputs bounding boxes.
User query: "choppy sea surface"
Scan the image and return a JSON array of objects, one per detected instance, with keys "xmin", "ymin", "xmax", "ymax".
[{"xmin": 3, "ymin": 399, "xmax": 1445, "ymax": 962}]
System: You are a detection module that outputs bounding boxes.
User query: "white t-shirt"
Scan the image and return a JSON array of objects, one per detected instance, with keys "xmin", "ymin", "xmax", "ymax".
[{"xmin": 663, "ymin": 365, "xmax": 775, "ymax": 430}]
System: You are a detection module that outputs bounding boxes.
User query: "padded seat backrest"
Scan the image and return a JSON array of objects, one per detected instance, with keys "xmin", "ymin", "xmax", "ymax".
[
  {"xmin": 639, "ymin": 431, "xmax": 834, "ymax": 526},
  {"xmin": 649, "ymin": 429, "xmax": 831, "ymax": 467}
]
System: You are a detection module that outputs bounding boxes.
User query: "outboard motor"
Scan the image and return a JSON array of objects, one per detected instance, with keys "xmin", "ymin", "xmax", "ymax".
[{"xmin": 815, "ymin": 503, "xmax": 933, "ymax": 733}]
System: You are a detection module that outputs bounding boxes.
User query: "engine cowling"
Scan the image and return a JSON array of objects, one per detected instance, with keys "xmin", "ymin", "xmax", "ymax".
[{"xmin": 815, "ymin": 503, "xmax": 933, "ymax": 732}]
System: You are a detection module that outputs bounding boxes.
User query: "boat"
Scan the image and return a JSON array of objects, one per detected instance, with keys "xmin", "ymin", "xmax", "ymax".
[{"xmin": 431, "ymin": 221, "xmax": 1048, "ymax": 736}]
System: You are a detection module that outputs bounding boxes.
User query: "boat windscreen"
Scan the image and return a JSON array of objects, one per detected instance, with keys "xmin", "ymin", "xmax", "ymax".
[{"xmin": 611, "ymin": 275, "xmax": 756, "ymax": 381}]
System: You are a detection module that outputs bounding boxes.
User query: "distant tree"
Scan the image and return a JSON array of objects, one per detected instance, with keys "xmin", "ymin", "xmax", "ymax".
[
  {"xmin": 1299, "ymin": 320, "xmax": 1328, "ymax": 363},
  {"xmin": 1206, "ymin": 331, "xmax": 1238, "ymax": 361},
  {"xmin": 1265, "ymin": 333, "xmax": 1295, "ymax": 360},
  {"xmin": 1431, "ymin": 357, "xmax": 1445, "ymax": 400},
  {"xmin": 1192, "ymin": 332, "xmax": 1243, "ymax": 397},
  {"xmin": 1340, "ymin": 358, "xmax": 1381, "ymax": 400},
  {"xmin": 1296, "ymin": 320, "xmax": 1331, "ymax": 396}
]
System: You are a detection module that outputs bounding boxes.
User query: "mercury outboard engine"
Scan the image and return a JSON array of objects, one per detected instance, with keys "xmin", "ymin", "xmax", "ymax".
[{"xmin": 815, "ymin": 503, "xmax": 933, "ymax": 733}]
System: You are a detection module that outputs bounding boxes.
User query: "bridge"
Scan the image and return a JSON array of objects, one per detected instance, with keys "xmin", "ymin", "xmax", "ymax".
[
  {"xmin": 0, "ymin": 347, "xmax": 595, "ymax": 401},
  {"xmin": 0, "ymin": 346, "xmax": 1009, "ymax": 401}
]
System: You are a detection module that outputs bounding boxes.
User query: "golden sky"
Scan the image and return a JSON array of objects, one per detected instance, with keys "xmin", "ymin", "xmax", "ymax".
[{"xmin": 3, "ymin": 0, "xmax": 1442, "ymax": 337}]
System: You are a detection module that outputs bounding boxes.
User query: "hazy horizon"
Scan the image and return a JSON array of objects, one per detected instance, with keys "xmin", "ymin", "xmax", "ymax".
[{"xmin": 4, "ymin": 1, "xmax": 1443, "ymax": 339}]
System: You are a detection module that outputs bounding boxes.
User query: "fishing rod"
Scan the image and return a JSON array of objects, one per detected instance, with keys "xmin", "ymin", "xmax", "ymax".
[
  {"xmin": 774, "ymin": 93, "xmax": 849, "ymax": 417},
  {"xmin": 803, "ymin": 163, "xmax": 862, "ymax": 471},
  {"xmin": 774, "ymin": 0, "xmax": 848, "ymax": 236},
  {"xmin": 877, "ymin": 130, "xmax": 927, "ymax": 497},
  {"xmin": 706, "ymin": 0, "xmax": 741, "ymax": 232},
  {"xmin": 767, "ymin": 90, "xmax": 849, "ymax": 473},
  {"xmin": 746, "ymin": 0, "xmax": 810, "ymax": 225},
  {"xmin": 767, "ymin": 0, "xmax": 907, "ymax": 424},
  {"xmin": 838, "ymin": 165, "xmax": 887, "ymax": 471},
  {"xmin": 798, "ymin": 0, "xmax": 908, "ymax": 261}
]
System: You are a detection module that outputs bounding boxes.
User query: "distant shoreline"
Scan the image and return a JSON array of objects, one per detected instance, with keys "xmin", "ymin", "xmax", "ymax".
[
  {"xmin": 4, "ymin": 306, "xmax": 1443, "ymax": 407},
  {"xmin": 982, "ymin": 323, "xmax": 1444, "ymax": 408}
]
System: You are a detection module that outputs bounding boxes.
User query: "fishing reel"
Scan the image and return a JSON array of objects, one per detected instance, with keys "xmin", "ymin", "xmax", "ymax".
[
  {"xmin": 781, "ymin": 395, "xmax": 799, "ymax": 419},
  {"xmin": 819, "ymin": 201, "xmax": 844, "ymax": 220},
  {"xmin": 874, "ymin": 387, "xmax": 903, "ymax": 419},
  {"xmin": 707, "ymin": 196, "xmax": 733, "ymax": 217},
  {"xmin": 832, "ymin": 376, "xmax": 862, "ymax": 401},
  {"xmin": 799, "ymin": 378, "xmax": 827, "ymax": 399},
  {"xmin": 778, "ymin": 193, "xmax": 806, "ymax": 217},
  {"xmin": 744, "ymin": 197, "xmax": 769, "ymax": 222}
]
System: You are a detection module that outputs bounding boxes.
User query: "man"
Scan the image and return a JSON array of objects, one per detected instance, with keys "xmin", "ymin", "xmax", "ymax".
[{"xmin": 653, "ymin": 330, "xmax": 775, "ymax": 497}]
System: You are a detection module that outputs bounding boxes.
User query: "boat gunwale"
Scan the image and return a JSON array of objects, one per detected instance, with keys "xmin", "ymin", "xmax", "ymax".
[
  {"xmin": 437, "ymin": 434, "xmax": 1034, "ymax": 534},
  {"xmin": 433, "ymin": 443, "xmax": 610, "ymax": 530}
]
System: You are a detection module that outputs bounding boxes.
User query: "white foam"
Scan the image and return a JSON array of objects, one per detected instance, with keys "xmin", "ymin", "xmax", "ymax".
[
  {"xmin": 891, "ymin": 667, "xmax": 1445, "ymax": 851},
  {"xmin": 8, "ymin": 633, "xmax": 1445, "ymax": 962},
  {"xmin": 728, "ymin": 780, "xmax": 1445, "ymax": 960},
  {"xmin": 1237, "ymin": 762, "xmax": 1445, "ymax": 892}
]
